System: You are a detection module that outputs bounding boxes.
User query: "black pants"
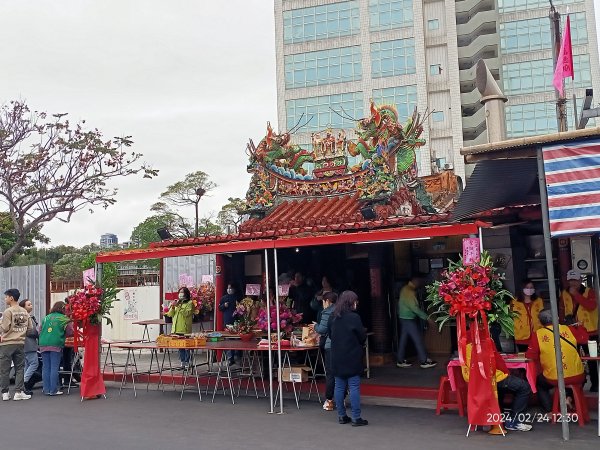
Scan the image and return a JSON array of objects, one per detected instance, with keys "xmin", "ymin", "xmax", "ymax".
[
  {"xmin": 536, "ymin": 374, "xmax": 586, "ymax": 412},
  {"xmin": 497, "ymin": 374, "xmax": 532, "ymax": 423},
  {"xmin": 325, "ymin": 349, "xmax": 334, "ymax": 401}
]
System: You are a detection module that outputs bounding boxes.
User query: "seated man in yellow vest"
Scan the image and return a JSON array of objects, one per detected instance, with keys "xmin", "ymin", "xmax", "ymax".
[
  {"xmin": 462, "ymin": 332, "xmax": 533, "ymax": 432},
  {"xmin": 560, "ymin": 269, "xmax": 598, "ymax": 392},
  {"xmin": 525, "ymin": 309, "xmax": 589, "ymax": 412}
]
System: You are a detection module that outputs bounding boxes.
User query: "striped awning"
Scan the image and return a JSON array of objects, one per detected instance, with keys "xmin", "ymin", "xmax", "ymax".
[{"xmin": 542, "ymin": 138, "xmax": 600, "ymax": 237}]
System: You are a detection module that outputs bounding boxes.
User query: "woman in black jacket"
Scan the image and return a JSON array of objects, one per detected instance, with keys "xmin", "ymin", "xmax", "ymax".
[{"xmin": 329, "ymin": 290, "xmax": 368, "ymax": 426}]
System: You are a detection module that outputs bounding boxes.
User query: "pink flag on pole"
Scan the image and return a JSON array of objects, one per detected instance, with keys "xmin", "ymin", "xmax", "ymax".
[{"xmin": 552, "ymin": 15, "xmax": 574, "ymax": 96}]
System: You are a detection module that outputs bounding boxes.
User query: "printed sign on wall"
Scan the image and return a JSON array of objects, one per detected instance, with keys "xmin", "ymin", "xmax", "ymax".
[
  {"xmin": 123, "ymin": 290, "xmax": 138, "ymax": 321},
  {"xmin": 245, "ymin": 284, "xmax": 261, "ymax": 296}
]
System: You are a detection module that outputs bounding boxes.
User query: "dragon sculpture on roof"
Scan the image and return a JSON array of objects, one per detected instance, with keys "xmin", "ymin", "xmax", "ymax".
[{"xmin": 245, "ymin": 102, "xmax": 456, "ymax": 216}]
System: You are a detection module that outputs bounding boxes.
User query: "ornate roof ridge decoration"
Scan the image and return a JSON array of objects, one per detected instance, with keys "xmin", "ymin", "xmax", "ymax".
[{"xmin": 244, "ymin": 102, "xmax": 459, "ymax": 217}]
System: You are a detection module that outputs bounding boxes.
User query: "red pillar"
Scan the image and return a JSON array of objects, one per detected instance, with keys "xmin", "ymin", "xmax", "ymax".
[
  {"xmin": 369, "ymin": 245, "xmax": 392, "ymax": 354},
  {"xmin": 215, "ymin": 254, "xmax": 226, "ymax": 332}
]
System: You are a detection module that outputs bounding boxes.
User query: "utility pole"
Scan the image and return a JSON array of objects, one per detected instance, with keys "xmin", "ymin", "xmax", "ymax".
[{"xmin": 549, "ymin": 1, "xmax": 568, "ymax": 132}]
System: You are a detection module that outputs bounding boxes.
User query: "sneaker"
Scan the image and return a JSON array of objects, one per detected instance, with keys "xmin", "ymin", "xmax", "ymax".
[
  {"xmin": 352, "ymin": 418, "xmax": 369, "ymax": 427},
  {"xmin": 420, "ymin": 359, "xmax": 438, "ymax": 369},
  {"xmin": 24, "ymin": 390, "xmax": 33, "ymax": 396},
  {"xmin": 505, "ymin": 422, "xmax": 532, "ymax": 432},
  {"xmin": 338, "ymin": 415, "xmax": 351, "ymax": 424},
  {"xmin": 2, "ymin": 392, "xmax": 10, "ymax": 401},
  {"xmin": 13, "ymin": 392, "xmax": 31, "ymax": 401},
  {"xmin": 396, "ymin": 360, "xmax": 412, "ymax": 368},
  {"xmin": 323, "ymin": 399, "xmax": 335, "ymax": 411}
]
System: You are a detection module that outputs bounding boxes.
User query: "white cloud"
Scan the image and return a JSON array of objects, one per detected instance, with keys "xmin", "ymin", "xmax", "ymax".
[{"xmin": 0, "ymin": 0, "xmax": 277, "ymax": 246}]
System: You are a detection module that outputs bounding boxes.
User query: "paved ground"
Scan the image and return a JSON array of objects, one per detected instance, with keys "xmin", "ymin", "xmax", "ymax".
[{"xmin": 0, "ymin": 383, "xmax": 597, "ymax": 450}]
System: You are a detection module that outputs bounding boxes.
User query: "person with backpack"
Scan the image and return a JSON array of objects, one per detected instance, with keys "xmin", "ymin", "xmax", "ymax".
[
  {"xmin": 39, "ymin": 301, "xmax": 72, "ymax": 396},
  {"xmin": 19, "ymin": 299, "xmax": 39, "ymax": 395}
]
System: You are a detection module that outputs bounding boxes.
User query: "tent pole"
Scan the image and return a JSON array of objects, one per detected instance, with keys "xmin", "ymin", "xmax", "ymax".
[
  {"xmin": 274, "ymin": 248, "xmax": 284, "ymax": 414},
  {"xmin": 593, "ymin": 235, "xmax": 600, "ymax": 437},
  {"xmin": 264, "ymin": 249, "xmax": 274, "ymax": 414},
  {"xmin": 537, "ymin": 147, "xmax": 570, "ymax": 441}
]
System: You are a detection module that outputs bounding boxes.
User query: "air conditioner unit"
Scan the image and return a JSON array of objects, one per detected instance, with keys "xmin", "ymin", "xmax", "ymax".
[
  {"xmin": 571, "ymin": 236, "xmax": 593, "ymax": 274},
  {"xmin": 443, "ymin": 163, "xmax": 454, "ymax": 170}
]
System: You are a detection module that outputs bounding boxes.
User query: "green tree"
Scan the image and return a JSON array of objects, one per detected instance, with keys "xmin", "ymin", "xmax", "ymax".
[
  {"xmin": 130, "ymin": 215, "xmax": 170, "ymax": 247},
  {"xmin": 0, "ymin": 100, "xmax": 158, "ymax": 266},
  {"xmin": 0, "ymin": 212, "xmax": 49, "ymax": 264},
  {"xmin": 82, "ymin": 252, "xmax": 117, "ymax": 289},
  {"xmin": 217, "ymin": 197, "xmax": 246, "ymax": 234},
  {"xmin": 158, "ymin": 171, "xmax": 216, "ymax": 237}
]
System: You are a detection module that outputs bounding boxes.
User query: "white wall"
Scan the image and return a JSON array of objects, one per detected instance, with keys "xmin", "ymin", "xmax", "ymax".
[{"xmin": 102, "ymin": 286, "xmax": 161, "ymax": 341}]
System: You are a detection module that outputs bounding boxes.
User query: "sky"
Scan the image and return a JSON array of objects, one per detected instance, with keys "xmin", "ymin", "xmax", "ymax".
[
  {"xmin": 0, "ymin": 0, "xmax": 599, "ymax": 248},
  {"xmin": 0, "ymin": 0, "xmax": 277, "ymax": 247}
]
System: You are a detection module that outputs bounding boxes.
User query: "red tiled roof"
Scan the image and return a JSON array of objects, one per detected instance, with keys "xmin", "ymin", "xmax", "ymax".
[{"xmin": 150, "ymin": 191, "xmax": 450, "ymax": 249}]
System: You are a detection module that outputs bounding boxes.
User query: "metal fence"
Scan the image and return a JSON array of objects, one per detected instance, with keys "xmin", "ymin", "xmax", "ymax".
[
  {"xmin": 0, "ymin": 264, "xmax": 49, "ymax": 320},
  {"xmin": 162, "ymin": 255, "xmax": 215, "ymax": 293}
]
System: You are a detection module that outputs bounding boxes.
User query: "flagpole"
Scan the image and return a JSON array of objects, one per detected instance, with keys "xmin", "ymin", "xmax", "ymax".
[
  {"xmin": 549, "ymin": 2, "xmax": 568, "ymax": 131},
  {"xmin": 572, "ymin": 77, "xmax": 578, "ymax": 128}
]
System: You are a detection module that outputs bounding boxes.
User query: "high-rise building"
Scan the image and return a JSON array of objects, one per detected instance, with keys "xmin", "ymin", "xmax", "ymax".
[
  {"xmin": 100, "ymin": 233, "xmax": 118, "ymax": 249},
  {"xmin": 274, "ymin": 0, "xmax": 600, "ymax": 182}
]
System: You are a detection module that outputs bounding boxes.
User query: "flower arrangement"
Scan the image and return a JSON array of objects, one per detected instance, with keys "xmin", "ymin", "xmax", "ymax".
[
  {"xmin": 190, "ymin": 283, "xmax": 215, "ymax": 315},
  {"xmin": 257, "ymin": 301, "xmax": 303, "ymax": 335},
  {"xmin": 65, "ymin": 283, "xmax": 119, "ymax": 326},
  {"xmin": 231, "ymin": 297, "xmax": 257, "ymax": 334},
  {"xmin": 426, "ymin": 251, "xmax": 515, "ymax": 336}
]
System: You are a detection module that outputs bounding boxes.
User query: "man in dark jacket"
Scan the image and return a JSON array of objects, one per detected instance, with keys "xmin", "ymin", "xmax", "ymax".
[
  {"xmin": 329, "ymin": 290, "xmax": 368, "ymax": 427},
  {"xmin": 218, "ymin": 284, "xmax": 239, "ymax": 365},
  {"xmin": 289, "ymin": 272, "xmax": 314, "ymax": 324}
]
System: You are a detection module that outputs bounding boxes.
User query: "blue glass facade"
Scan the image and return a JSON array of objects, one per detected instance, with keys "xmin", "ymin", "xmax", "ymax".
[
  {"xmin": 286, "ymin": 92, "xmax": 364, "ymax": 131},
  {"xmin": 369, "ymin": 0, "xmax": 413, "ymax": 31},
  {"xmin": 371, "ymin": 38, "xmax": 416, "ymax": 78},
  {"xmin": 284, "ymin": 46, "xmax": 362, "ymax": 89},
  {"xmin": 283, "ymin": 1, "xmax": 360, "ymax": 44},
  {"xmin": 502, "ymin": 54, "xmax": 592, "ymax": 95},
  {"xmin": 372, "ymin": 85, "xmax": 418, "ymax": 122},
  {"xmin": 500, "ymin": 12, "xmax": 588, "ymax": 54}
]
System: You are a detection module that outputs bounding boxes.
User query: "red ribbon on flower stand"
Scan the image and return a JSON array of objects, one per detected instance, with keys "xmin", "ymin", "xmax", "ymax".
[{"xmin": 73, "ymin": 320, "xmax": 106, "ymax": 400}]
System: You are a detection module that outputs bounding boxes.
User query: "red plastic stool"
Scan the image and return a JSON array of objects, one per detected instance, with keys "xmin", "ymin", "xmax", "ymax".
[
  {"xmin": 436, "ymin": 375, "xmax": 465, "ymax": 416},
  {"xmin": 552, "ymin": 385, "xmax": 589, "ymax": 427}
]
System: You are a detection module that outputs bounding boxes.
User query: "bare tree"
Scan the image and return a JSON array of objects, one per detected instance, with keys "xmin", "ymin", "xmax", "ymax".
[{"xmin": 0, "ymin": 100, "xmax": 157, "ymax": 266}]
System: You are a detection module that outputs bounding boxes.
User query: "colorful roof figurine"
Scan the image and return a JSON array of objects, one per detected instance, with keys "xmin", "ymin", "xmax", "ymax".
[{"xmin": 243, "ymin": 101, "xmax": 459, "ymax": 226}]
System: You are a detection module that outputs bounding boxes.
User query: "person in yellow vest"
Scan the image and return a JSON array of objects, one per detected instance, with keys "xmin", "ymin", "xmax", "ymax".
[
  {"xmin": 511, "ymin": 279, "xmax": 544, "ymax": 351},
  {"xmin": 560, "ymin": 269, "xmax": 598, "ymax": 392},
  {"xmin": 525, "ymin": 309, "xmax": 589, "ymax": 412},
  {"xmin": 462, "ymin": 331, "xmax": 533, "ymax": 432}
]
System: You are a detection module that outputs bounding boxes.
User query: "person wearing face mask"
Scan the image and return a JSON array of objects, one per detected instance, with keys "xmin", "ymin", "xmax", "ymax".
[
  {"xmin": 166, "ymin": 287, "xmax": 194, "ymax": 368},
  {"xmin": 218, "ymin": 284, "xmax": 239, "ymax": 365},
  {"xmin": 511, "ymin": 279, "xmax": 544, "ymax": 351}
]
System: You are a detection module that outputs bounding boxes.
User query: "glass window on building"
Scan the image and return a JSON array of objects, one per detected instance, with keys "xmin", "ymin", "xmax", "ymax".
[
  {"xmin": 371, "ymin": 38, "xmax": 416, "ymax": 78},
  {"xmin": 499, "ymin": 0, "xmax": 577, "ymax": 13},
  {"xmin": 286, "ymin": 92, "xmax": 364, "ymax": 132},
  {"xmin": 506, "ymin": 101, "xmax": 588, "ymax": 137},
  {"xmin": 432, "ymin": 111, "xmax": 445, "ymax": 122},
  {"xmin": 429, "ymin": 64, "xmax": 442, "ymax": 75},
  {"xmin": 500, "ymin": 12, "xmax": 588, "ymax": 54},
  {"xmin": 502, "ymin": 54, "xmax": 592, "ymax": 95},
  {"xmin": 284, "ymin": 46, "xmax": 362, "ymax": 89},
  {"xmin": 369, "ymin": 0, "xmax": 413, "ymax": 32},
  {"xmin": 283, "ymin": 1, "xmax": 360, "ymax": 44},
  {"xmin": 372, "ymin": 85, "xmax": 418, "ymax": 122},
  {"xmin": 427, "ymin": 19, "xmax": 439, "ymax": 30}
]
